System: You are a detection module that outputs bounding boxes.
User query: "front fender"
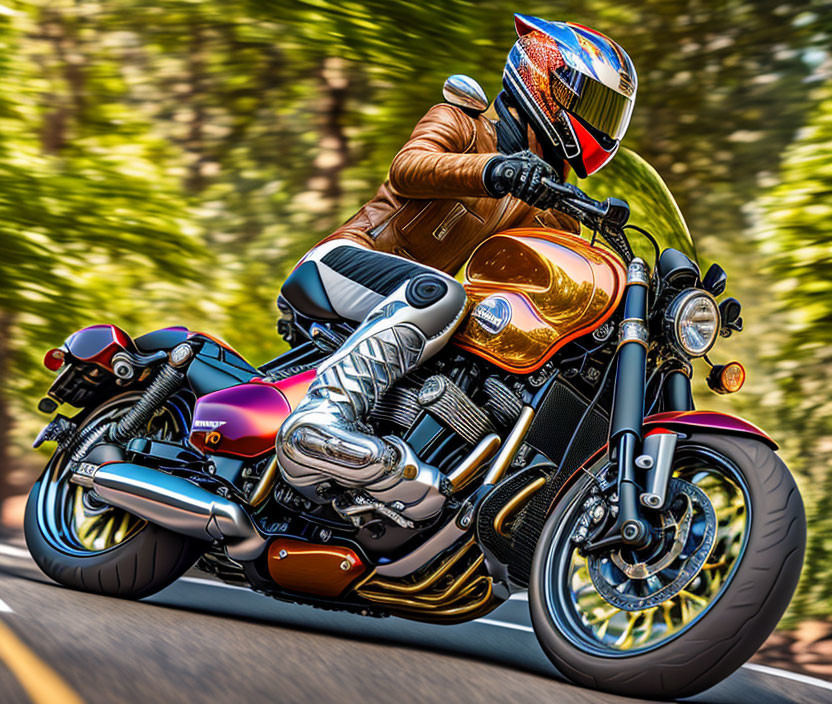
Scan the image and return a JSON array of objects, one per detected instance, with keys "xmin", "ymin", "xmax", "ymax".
[
  {"xmin": 546, "ymin": 410, "xmax": 777, "ymax": 518},
  {"xmin": 644, "ymin": 410, "xmax": 777, "ymax": 450}
]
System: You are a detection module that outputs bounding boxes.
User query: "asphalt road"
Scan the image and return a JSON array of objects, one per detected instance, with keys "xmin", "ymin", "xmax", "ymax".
[{"xmin": 0, "ymin": 539, "xmax": 829, "ymax": 704}]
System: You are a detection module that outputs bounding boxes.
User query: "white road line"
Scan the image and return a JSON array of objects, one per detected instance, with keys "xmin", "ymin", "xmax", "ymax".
[
  {"xmin": 474, "ymin": 617, "xmax": 534, "ymax": 633},
  {"xmin": 469, "ymin": 619, "xmax": 832, "ymax": 692},
  {"xmin": 3, "ymin": 544, "xmax": 831, "ymax": 693},
  {"xmin": 0, "ymin": 544, "xmax": 30, "ymax": 559},
  {"xmin": 741, "ymin": 663, "xmax": 832, "ymax": 692},
  {"xmin": 177, "ymin": 576, "xmax": 251, "ymax": 592}
]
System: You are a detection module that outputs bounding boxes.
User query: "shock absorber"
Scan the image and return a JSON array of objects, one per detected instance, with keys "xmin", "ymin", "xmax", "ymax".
[
  {"xmin": 68, "ymin": 343, "xmax": 194, "ymax": 466},
  {"xmin": 109, "ymin": 343, "xmax": 193, "ymax": 444}
]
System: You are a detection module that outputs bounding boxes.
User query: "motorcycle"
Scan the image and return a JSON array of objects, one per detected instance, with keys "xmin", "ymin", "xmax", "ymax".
[{"xmin": 25, "ymin": 147, "xmax": 805, "ymax": 700}]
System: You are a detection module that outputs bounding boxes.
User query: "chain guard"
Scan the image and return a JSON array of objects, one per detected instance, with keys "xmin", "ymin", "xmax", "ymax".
[{"xmin": 586, "ymin": 479, "xmax": 717, "ymax": 612}]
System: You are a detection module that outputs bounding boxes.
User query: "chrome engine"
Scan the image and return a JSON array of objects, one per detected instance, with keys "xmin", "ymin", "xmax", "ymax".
[{"xmin": 286, "ymin": 371, "xmax": 525, "ymax": 547}]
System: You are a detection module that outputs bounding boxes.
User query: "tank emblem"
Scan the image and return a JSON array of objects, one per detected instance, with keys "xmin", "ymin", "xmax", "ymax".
[
  {"xmin": 193, "ymin": 419, "xmax": 227, "ymax": 430},
  {"xmin": 472, "ymin": 296, "xmax": 512, "ymax": 335}
]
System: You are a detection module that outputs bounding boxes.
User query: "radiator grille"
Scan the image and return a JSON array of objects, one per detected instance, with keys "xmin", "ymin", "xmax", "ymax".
[{"xmin": 507, "ymin": 378, "xmax": 609, "ymax": 586}]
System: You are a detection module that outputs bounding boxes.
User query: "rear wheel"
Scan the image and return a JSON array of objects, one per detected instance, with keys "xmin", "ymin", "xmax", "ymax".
[
  {"xmin": 529, "ymin": 433, "xmax": 806, "ymax": 699},
  {"xmin": 25, "ymin": 392, "xmax": 205, "ymax": 599}
]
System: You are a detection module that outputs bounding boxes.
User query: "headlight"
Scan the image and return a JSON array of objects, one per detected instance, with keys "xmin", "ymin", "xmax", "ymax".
[{"xmin": 666, "ymin": 290, "xmax": 720, "ymax": 357}]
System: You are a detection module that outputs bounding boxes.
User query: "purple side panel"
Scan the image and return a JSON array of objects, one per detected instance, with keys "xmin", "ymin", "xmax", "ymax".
[{"xmin": 190, "ymin": 383, "xmax": 291, "ymax": 458}]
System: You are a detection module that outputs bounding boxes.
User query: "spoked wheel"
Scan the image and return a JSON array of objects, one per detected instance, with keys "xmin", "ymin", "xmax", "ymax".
[
  {"xmin": 529, "ymin": 433, "xmax": 806, "ymax": 699},
  {"xmin": 25, "ymin": 392, "xmax": 205, "ymax": 599}
]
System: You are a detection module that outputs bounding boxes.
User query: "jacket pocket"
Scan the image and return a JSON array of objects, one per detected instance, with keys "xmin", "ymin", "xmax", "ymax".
[
  {"xmin": 368, "ymin": 200, "xmax": 429, "ymax": 241},
  {"xmin": 431, "ymin": 202, "xmax": 468, "ymax": 241},
  {"xmin": 396, "ymin": 200, "xmax": 484, "ymax": 268}
]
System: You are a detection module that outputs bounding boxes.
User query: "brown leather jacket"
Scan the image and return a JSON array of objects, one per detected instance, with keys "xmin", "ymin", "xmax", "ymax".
[{"xmin": 323, "ymin": 103, "xmax": 580, "ymax": 275}]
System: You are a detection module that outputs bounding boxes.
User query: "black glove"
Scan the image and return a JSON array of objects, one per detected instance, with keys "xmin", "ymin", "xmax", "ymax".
[{"xmin": 483, "ymin": 150, "xmax": 556, "ymax": 207}]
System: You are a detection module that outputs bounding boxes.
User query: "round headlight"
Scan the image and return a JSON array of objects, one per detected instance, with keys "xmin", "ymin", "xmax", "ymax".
[{"xmin": 667, "ymin": 290, "xmax": 720, "ymax": 357}]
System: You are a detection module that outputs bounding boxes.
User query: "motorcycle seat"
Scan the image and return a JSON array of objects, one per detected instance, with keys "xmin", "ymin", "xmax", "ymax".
[
  {"xmin": 134, "ymin": 326, "xmax": 190, "ymax": 353},
  {"xmin": 280, "ymin": 261, "xmax": 340, "ymax": 321}
]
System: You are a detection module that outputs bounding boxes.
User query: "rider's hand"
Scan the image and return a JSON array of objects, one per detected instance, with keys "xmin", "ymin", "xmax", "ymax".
[{"xmin": 483, "ymin": 150, "xmax": 557, "ymax": 208}]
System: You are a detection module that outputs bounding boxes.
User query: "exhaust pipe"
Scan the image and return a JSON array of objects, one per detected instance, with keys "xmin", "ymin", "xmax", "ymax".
[{"xmin": 72, "ymin": 461, "xmax": 266, "ymax": 560}]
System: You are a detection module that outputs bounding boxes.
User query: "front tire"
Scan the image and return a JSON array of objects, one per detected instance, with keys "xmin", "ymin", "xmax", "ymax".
[{"xmin": 529, "ymin": 433, "xmax": 806, "ymax": 699}]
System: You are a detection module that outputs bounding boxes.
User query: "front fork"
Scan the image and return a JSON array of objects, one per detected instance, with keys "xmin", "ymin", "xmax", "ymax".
[
  {"xmin": 608, "ymin": 257, "xmax": 652, "ymax": 546},
  {"xmin": 589, "ymin": 258, "xmax": 693, "ymax": 552}
]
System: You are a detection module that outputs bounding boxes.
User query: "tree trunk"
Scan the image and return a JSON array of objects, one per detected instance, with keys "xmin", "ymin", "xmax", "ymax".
[
  {"xmin": 185, "ymin": 17, "xmax": 207, "ymax": 195},
  {"xmin": 301, "ymin": 56, "xmax": 351, "ymax": 228},
  {"xmin": 38, "ymin": 5, "xmax": 86, "ymax": 154}
]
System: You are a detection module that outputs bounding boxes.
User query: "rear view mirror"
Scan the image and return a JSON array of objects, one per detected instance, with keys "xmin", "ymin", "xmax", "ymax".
[{"xmin": 443, "ymin": 75, "xmax": 489, "ymax": 115}]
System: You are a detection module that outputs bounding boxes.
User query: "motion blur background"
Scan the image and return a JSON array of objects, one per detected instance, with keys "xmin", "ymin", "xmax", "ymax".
[{"xmin": 0, "ymin": 0, "xmax": 829, "ymax": 641}]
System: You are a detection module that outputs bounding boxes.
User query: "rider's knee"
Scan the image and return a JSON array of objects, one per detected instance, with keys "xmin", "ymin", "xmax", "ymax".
[{"xmin": 403, "ymin": 274, "xmax": 466, "ymax": 341}]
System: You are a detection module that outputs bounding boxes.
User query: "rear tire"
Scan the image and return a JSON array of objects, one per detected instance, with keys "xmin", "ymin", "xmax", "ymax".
[
  {"xmin": 25, "ymin": 477, "xmax": 204, "ymax": 599},
  {"xmin": 529, "ymin": 433, "xmax": 806, "ymax": 699},
  {"xmin": 24, "ymin": 391, "xmax": 205, "ymax": 599}
]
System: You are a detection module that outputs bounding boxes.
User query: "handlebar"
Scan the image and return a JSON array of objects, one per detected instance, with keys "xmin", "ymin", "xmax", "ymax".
[{"xmin": 541, "ymin": 177, "xmax": 634, "ymax": 262}]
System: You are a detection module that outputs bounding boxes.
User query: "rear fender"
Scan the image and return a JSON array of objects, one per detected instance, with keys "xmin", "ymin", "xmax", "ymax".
[{"xmin": 64, "ymin": 324, "xmax": 135, "ymax": 373}]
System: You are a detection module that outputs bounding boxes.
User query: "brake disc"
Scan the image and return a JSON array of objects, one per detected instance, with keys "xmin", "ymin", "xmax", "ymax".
[{"xmin": 587, "ymin": 479, "xmax": 717, "ymax": 612}]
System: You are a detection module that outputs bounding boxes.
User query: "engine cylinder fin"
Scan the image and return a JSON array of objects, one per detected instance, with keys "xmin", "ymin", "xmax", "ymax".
[
  {"xmin": 371, "ymin": 385, "xmax": 421, "ymax": 428},
  {"xmin": 482, "ymin": 376, "xmax": 524, "ymax": 427},
  {"xmin": 417, "ymin": 375, "xmax": 494, "ymax": 445}
]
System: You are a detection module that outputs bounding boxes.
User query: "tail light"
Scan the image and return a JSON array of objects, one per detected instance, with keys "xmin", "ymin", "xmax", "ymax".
[{"xmin": 43, "ymin": 348, "xmax": 66, "ymax": 372}]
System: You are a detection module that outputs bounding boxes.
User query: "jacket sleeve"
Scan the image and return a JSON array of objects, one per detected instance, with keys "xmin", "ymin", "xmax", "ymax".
[{"xmin": 387, "ymin": 104, "xmax": 497, "ymax": 199}]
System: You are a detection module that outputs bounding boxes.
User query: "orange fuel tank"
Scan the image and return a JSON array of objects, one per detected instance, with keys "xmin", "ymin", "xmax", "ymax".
[{"xmin": 453, "ymin": 229, "xmax": 626, "ymax": 373}]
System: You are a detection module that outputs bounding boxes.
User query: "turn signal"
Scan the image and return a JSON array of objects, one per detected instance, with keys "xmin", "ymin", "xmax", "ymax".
[
  {"xmin": 707, "ymin": 362, "xmax": 746, "ymax": 394},
  {"xmin": 43, "ymin": 348, "xmax": 65, "ymax": 372}
]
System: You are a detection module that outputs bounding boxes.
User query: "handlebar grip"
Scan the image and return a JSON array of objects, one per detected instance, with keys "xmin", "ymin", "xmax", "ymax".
[{"xmin": 540, "ymin": 177, "xmax": 633, "ymax": 261}]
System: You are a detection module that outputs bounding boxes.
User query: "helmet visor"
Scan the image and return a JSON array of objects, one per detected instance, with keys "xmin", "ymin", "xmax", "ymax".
[{"xmin": 551, "ymin": 65, "xmax": 634, "ymax": 141}]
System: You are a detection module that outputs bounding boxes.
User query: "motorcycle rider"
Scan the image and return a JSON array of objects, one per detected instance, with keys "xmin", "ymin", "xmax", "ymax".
[{"xmin": 276, "ymin": 14, "xmax": 637, "ymax": 523}]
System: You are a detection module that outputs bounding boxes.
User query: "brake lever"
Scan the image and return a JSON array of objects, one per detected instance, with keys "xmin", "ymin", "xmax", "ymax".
[{"xmin": 541, "ymin": 178, "xmax": 634, "ymax": 262}]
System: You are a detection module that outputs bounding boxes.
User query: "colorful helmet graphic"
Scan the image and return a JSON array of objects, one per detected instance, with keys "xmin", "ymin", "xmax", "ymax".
[{"xmin": 503, "ymin": 14, "xmax": 637, "ymax": 178}]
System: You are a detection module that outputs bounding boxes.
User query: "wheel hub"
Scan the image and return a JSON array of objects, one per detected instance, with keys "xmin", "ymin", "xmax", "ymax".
[{"xmin": 587, "ymin": 479, "xmax": 717, "ymax": 612}]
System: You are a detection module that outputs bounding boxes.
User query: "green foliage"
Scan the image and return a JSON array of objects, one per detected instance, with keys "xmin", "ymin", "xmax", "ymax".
[
  {"xmin": 573, "ymin": 147, "xmax": 696, "ymax": 264},
  {"xmin": 0, "ymin": 0, "xmax": 829, "ymax": 622},
  {"xmin": 756, "ymin": 80, "xmax": 832, "ymax": 622},
  {"xmin": 0, "ymin": 5, "xmax": 203, "ymax": 400}
]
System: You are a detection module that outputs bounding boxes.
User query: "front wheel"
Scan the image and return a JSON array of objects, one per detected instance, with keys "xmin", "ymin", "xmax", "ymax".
[{"xmin": 529, "ymin": 433, "xmax": 806, "ymax": 699}]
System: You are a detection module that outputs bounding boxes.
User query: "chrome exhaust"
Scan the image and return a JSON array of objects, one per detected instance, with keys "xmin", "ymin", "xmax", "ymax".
[{"xmin": 71, "ymin": 461, "xmax": 266, "ymax": 560}]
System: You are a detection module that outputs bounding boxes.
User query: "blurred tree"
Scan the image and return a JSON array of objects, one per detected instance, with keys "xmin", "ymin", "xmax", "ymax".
[
  {"xmin": 0, "ymin": 4, "xmax": 201, "ymax": 504},
  {"xmin": 758, "ymin": 79, "xmax": 832, "ymax": 622}
]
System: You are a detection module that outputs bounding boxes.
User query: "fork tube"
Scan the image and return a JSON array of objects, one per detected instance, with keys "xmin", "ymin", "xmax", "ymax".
[
  {"xmin": 609, "ymin": 258, "xmax": 650, "ymax": 545},
  {"xmin": 664, "ymin": 369, "xmax": 694, "ymax": 411}
]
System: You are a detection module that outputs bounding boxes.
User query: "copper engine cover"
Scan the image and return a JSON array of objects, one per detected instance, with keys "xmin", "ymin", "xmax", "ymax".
[{"xmin": 267, "ymin": 538, "xmax": 366, "ymax": 598}]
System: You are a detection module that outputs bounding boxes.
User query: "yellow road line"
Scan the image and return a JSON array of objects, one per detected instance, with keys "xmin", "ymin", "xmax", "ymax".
[{"xmin": 0, "ymin": 618, "xmax": 84, "ymax": 704}]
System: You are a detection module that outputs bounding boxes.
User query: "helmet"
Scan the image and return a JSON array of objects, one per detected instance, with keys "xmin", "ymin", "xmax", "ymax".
[{"xmin": 503, "ymin": 14, "xmax": 637, "ymax": 178}]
